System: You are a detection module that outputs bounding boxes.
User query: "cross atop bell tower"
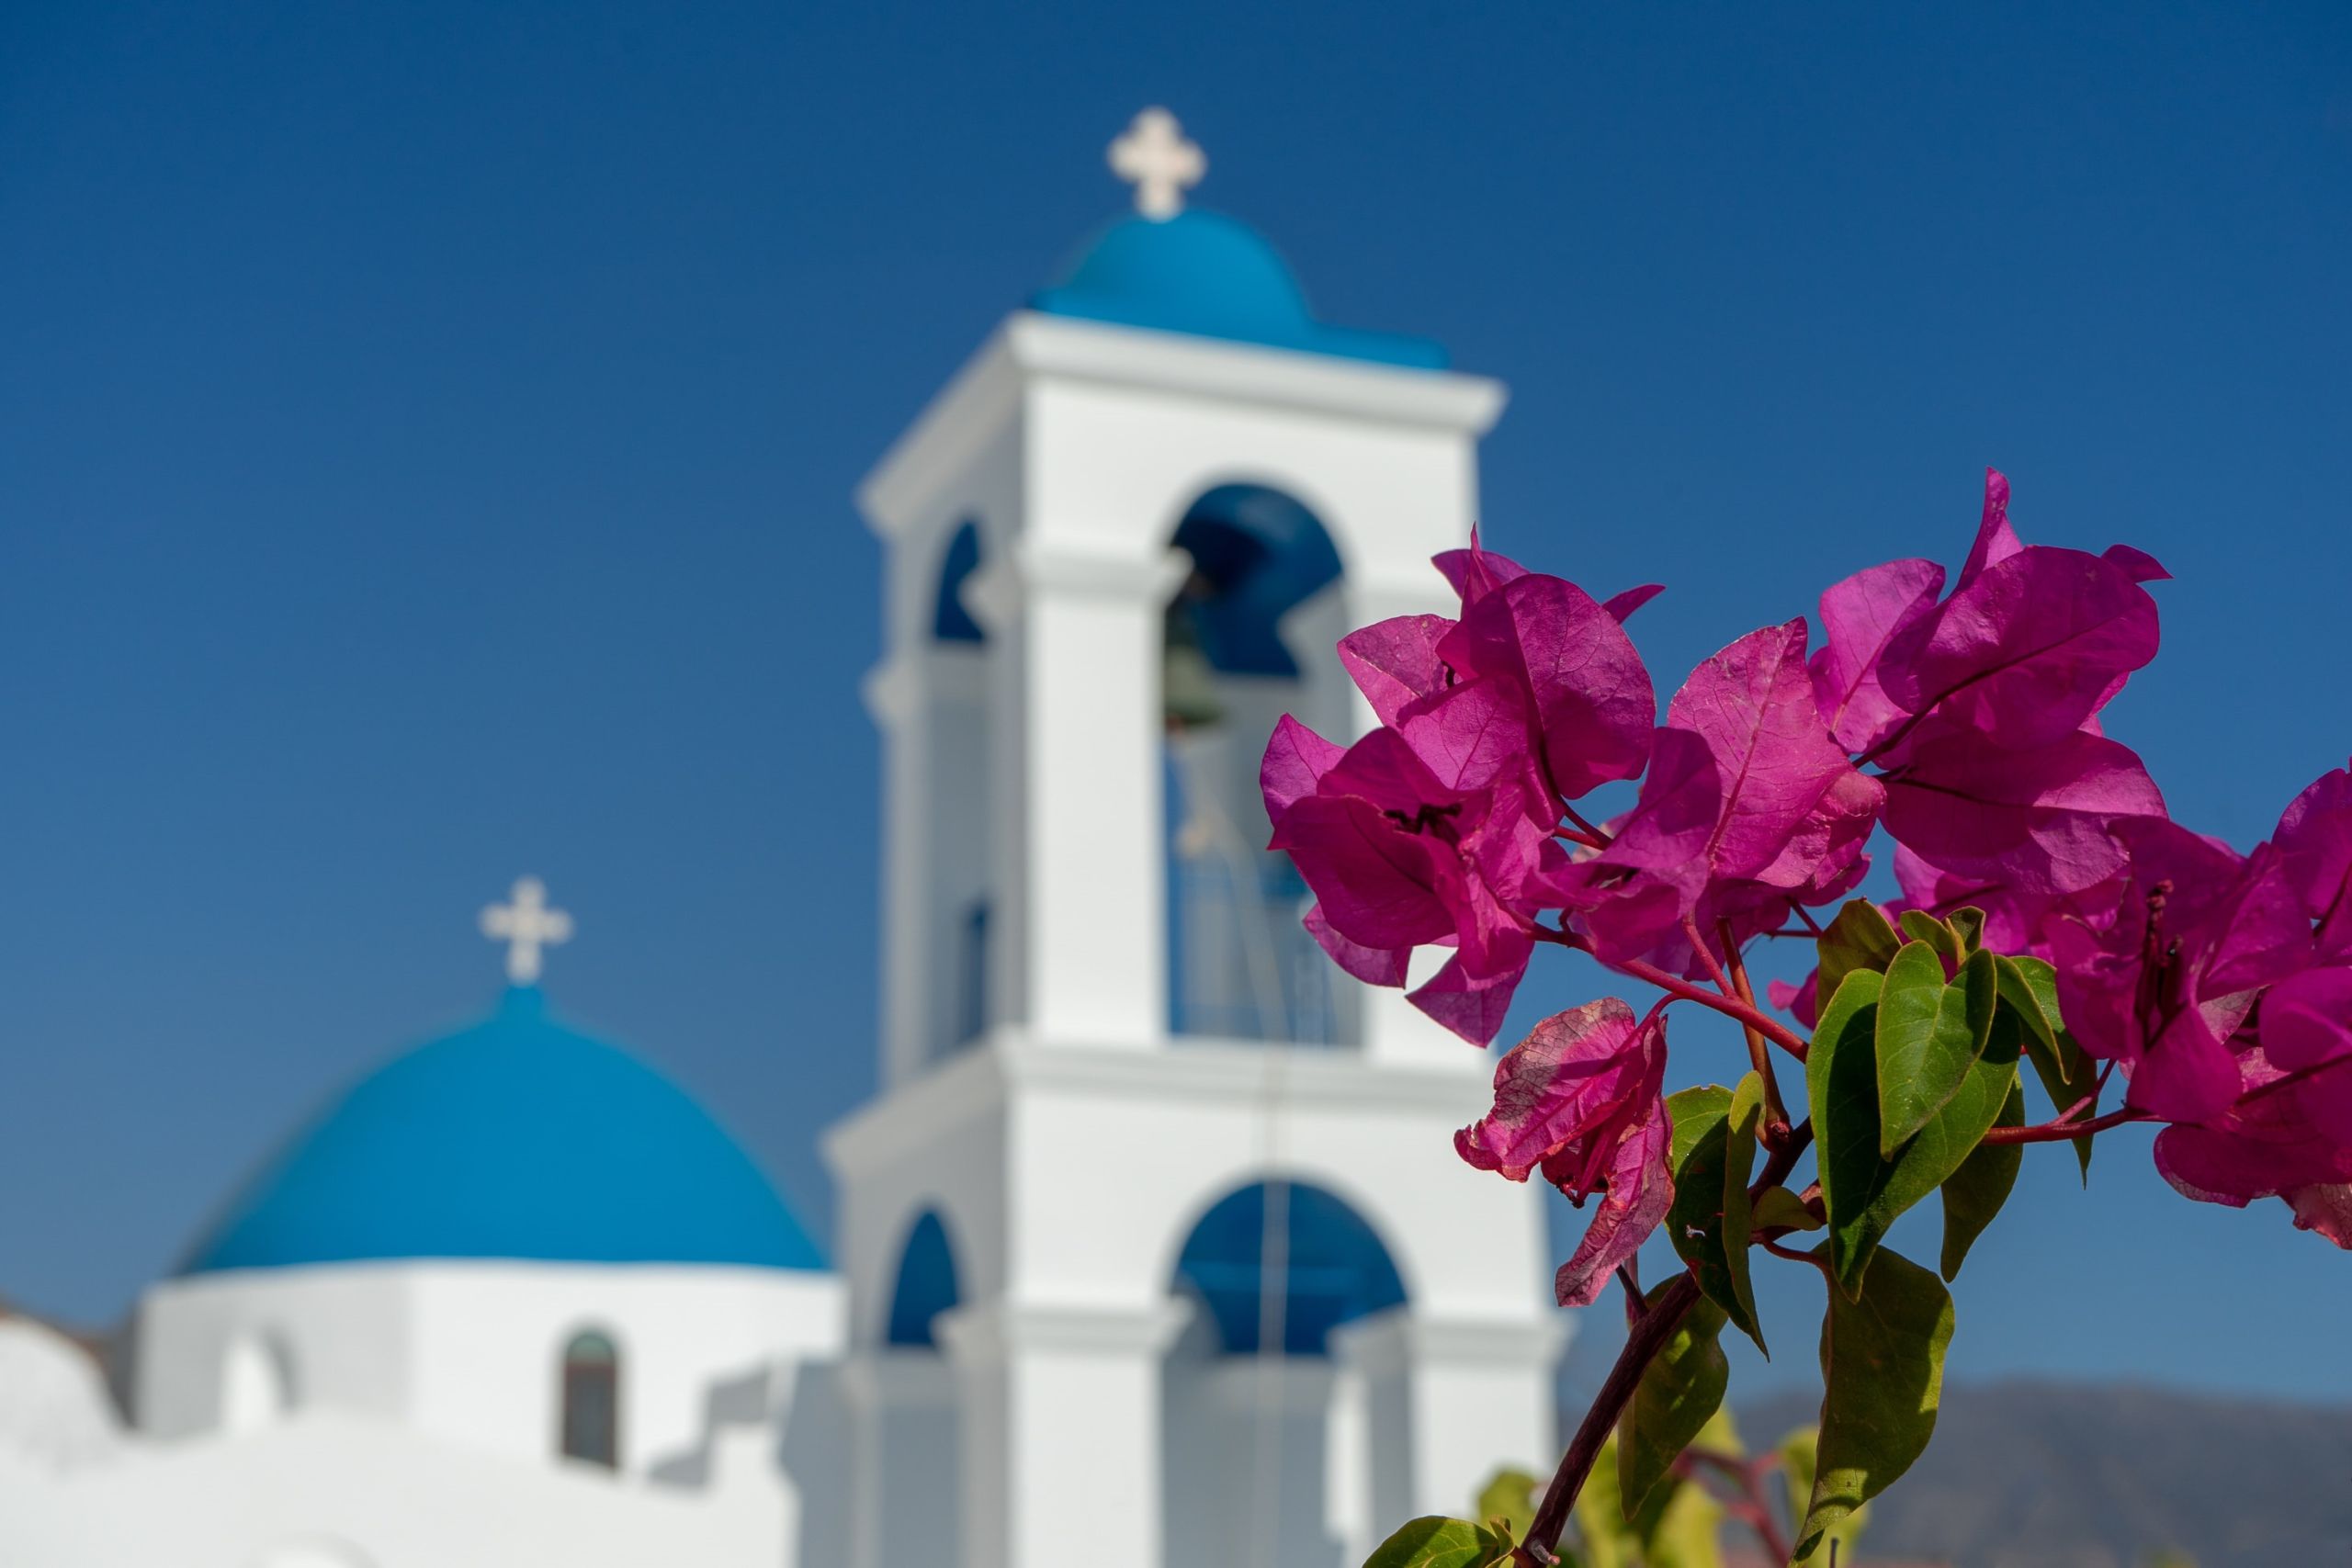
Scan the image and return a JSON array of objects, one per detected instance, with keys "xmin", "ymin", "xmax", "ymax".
[
  {"xmin": 479, "ymin": 875, "xmax": 571, "ymax": 985},
  {"xmin": 1108, "ymin": 107, "xmax": 1205, "ymax": 220}
]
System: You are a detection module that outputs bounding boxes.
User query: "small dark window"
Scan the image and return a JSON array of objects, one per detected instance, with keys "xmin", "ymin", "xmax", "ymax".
[
  {"xmin": 934, "ymin": 520, "xmax": 988, "ymax": 643},
  {"xmin": 956, "ymin": 898, "xmax": 990, "ymax": 1048},
  {"xmin": 560, "ymin": 1330, "xmax": 620, "ymax": 1468}
]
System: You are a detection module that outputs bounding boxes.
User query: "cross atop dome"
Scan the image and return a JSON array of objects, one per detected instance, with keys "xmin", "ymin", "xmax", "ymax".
[
  {"xmin": 480, "ymin": 875, "xmax": 572, "ymax": 985},
  {"xmin": 1108, "ymin": 107, "xmax": 1204, "ymax": 220}
]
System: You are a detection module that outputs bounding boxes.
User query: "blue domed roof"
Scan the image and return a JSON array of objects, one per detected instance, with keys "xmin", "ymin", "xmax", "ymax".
[
  {"xmin": 181, "ymin": 988, "xmax": 825, "ymax": 1275},
  {"xmin": 1031, "ymin": 210, "xmax": 1446, "ymax": 370}
]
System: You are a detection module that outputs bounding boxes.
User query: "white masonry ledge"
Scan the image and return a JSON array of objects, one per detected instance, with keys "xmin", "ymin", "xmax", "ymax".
[
  {"xmin": 822, "ymin": 1030, "xmax": 1496, "ymax": 1181},
  {"xmin": 859, "ymin": 311, "xmax": 1507, "ymax": 537}
]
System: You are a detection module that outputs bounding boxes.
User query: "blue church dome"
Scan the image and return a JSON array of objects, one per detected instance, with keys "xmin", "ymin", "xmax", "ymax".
[
  {"xmin": 1031, "ymin": 211, "xmax": 1447, "ymax": 370},
  {"xmin": 181, "ymin": 987, "xmax": 825, "ymax": 1275}
]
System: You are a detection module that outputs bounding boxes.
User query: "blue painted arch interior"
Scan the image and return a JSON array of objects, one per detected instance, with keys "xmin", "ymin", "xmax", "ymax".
[
  {"xmin": 1170, "ymin": 1179, "xmax": 1407, "ymax": 1356},
  {"xmin": 180, "ymin": 987, "xmax": 826, "ymax": 1274},
  {"xmin": 933, "ymin": 519, "xmax": 987, "ymax": 644},
  {"xmin": 1168, "ymin": 484, "xmax": 1343, "ymax": 679},
  {"xmin": 885, "ymin": 1208, "xmax": 963, "ymax": 1348}
]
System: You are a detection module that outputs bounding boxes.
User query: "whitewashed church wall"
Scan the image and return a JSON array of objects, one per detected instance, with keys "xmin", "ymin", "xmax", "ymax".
[
  {"xmin": 824, "ymin": 1051, "xmax": 1010, "ymax": 1345},
  {"xmin": 922, "ymin": 649, "xmax": 994, "ymax": 1061},
  {"xmin": 1000, "ymin": 1052, "xmax": 1543, "ymax": 1323},
  {"xmin": 872, "ymin": 420, "xmax": 1025, "ymax": 1090},
  {"xmin": 139, "ymin": 1266, "xmax": 417, "ymax": 1438},
  {"xmin": 398, "ymin": 1260, "xmax": 842, "ymax": 1477},
  {"xmin": 1163, "ymin": 1354, "xmax": 1350, "ymax": 1568},
  {"xmin": 0, "ymin": 1412, "xmax": 782, "ymax": 1568}
]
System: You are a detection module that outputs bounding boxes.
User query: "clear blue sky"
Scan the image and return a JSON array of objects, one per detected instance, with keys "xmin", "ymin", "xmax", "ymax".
[{"xmin": 4, "ymin": 2, "xmax": 2346, "ymax": 1400}]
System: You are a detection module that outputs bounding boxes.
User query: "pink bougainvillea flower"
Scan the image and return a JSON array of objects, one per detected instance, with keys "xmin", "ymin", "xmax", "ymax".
[
  {"xmin": 2290, "ymin": 1185, "xmax": 2352, "ymax": 1247},
  {"xmin": 1262, "ymin": 719, "xmax": 1567, "ymax": 1043},
  {"xmin": 2263, "ymin": 966, "xmax": 2352, "ymax": 1076},
  {"xmin": 1431, "ymin": 525, "xmax": 1529, "ymax": 607},
  {"xmin": 1437, "ymin": 572, "xmax": 1656, "ymax": 800},
  {"xmin": 2153, "ymin": 1044, "xmax": 2352, "ymax": 1247},
  {"xmin": 1455, "ymin": 998, "xmax": 1667, "ymax": 1182},
  {"xmin": 1261, "ymin": 714, "xmax": 1346, "ymax": 817},
  {"xmin": 2042, "ymin": 822, "xmax": 2313, "ymax": 1123},
  {"xmin": 1391, "ymin": 674, "xmax": 1551, "ymax": 802},
  {"xmin": 1553, "ymin": 1096, "xmax": 1675, "ymax": 1308},
  {"xmin": 1812, "ymin": 470, "xmax": 2168, "ymax": 761},
  {"xmin": 1300, "ymin": 901, "xmax": 1412, "ymax": 988},
  {"xmin": 1568, "ymin": 624, "xmax": 1883, "ymax": 976},
  {"xmin": 1881, "ymin": 718, "xmax": 2166, "ymax": 897},
  {"xmin": 1669, "ymin": 620, "xmax": 1858, "ymax": 880},
  {"xmin": 1767, "ymin": 970, "xmax": 1820, "ymax": 1029},
  {"xmin": 1885, "ymin": 842, "xmax": 2054, "ymax": 959},
  {"xmin": 1880, "ymin": 536, "xmax": 2165, "ymax": 752},
  {"xmin": 1457, "ymin": 999, "xmax": 1677, "ymax": 1307},
  {"xmin": 1955, "ymin": 467, "xmax": 2024, "ymax": 589},
  {"xmin": 1335, "ymin": 615, "xmax": 1455, "ymax": 728},
  {"xmin": 1340, "ymin": 547, "xmax": 1659, "ymax": 815},
  {"xmin": 2275, "ymin": 762, "xmax": 2352, "ymax": 960},
  {"xmin": 1810, "ymin": 556, "xmax": 1947, "ymax": 753},
  {"xmin": 2257, "ymin": 966, "xmax": 2352, "ymax": 1145},
  {"xmin": 1601, "ymin": 582, "xmax": 1667, "ymax": 623}
]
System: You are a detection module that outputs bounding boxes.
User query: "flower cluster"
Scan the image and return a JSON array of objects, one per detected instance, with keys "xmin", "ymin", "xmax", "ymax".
[
  {"xmin": 1897, "ymin": 768, "xmax": 2352, "ymax": 1242},
  {"xmin": 1261, "ymin": 471, "xmax": 2352, "ymax": 1307}
]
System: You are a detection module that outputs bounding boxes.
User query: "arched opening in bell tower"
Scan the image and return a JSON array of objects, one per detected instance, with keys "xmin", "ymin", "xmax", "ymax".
[
  {"xmin": 883, "ymin": 1208, "xmax": 963, "ymax": 1348},
  {"xmin": 928, "ymin": 518, "xmax": 995, "ymax": 1061},
  {"xmin": 1160, "ymin": 483, "xmax": 1355, "ymax": 1046},
  {"xmin": 872, "ymin": 1206, "xmax": 964, "ymax": 1562},
  {"xmin": 1162, "ymin": 1177, "xmax": 1409, "ymax": 1568}
]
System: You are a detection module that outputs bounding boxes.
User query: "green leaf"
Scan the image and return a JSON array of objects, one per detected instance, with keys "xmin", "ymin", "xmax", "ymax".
[
  {"xmin": 1667, "ymin": 1084, "xmax": 1733, "ymax": 1168},
  {"xmin": 1753, "ymin": 1184, "xmax": 1824, "ymax": 1233},
  {"xmin": 1795, "ymin": 1247, "xmax": 1954, "ymax": 1562},
  {"xmin": 1994, "ymin": 953, "xmax": 2064, "ymax": 1048},
  {"xmin": 1363, "ymin": 1515, "xmax": 1514, "ymax": 1568},
  {"xmin": 1666, "ymin": 1076, "xmax": 1766, "ymax": 1353},
  {"xmin": 1807, "ymin": 970, "xmax": 1887, "ymax": 1292},
  {"xmin": 1940, "ymin": 1078, "xmax": 2026, "ymax": 1280},
  {"xmin": 1945, "ymin": 906, "xmax": 1987, "ymax": 953},
  {"xmin": 1815, "ymin": 970, "xmax": 2024, "ymax": 1297},
  {"xmin": 1815, "ymin": 899, "xmax": 1902, "ymax": 1007},
  {"xmin": 1473, "ymin": 1469, "xmax": 1539, "ymax": 1543},
  {"xmin": 1897, "ymin": 908, "xmax": 1964, "ymax": 967},
  {"xmin": 1998, "ymin": 955, "xmax": 2098, "ymax": 1180},
  {"xmin": 1874, "ymin": 944, "xmax": 1997, "ymax": 1155},
  {"xmin": 1617, "ymin": 1289, "xmax": 1731, "ymax": 1517},
  {"xmin": 1642, "ymin": 1461, "xmax": 1727, "ymax": 1568},
  {"xmin": 1778, "ymin": 1427, "xmax": 1869, "ymax": 1568}
]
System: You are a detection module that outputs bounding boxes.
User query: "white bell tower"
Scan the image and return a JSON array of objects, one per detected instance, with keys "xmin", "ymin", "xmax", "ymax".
[{"xmin": 825, "ymin": 112, "xmax": 1565, "ymax": 1568}]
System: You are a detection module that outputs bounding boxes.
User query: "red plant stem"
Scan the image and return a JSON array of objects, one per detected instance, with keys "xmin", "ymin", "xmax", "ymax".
[
  {"xmin": 1717, "ymin": 920, "xmax": 1792, "ymax": 1143},
  {"xmin": 1681, "ymin": 916, "xmax": 1736, "ymax": 998},
  {"xmin": 2241, "ymin": 1053, "xmax": 2352, "ymax": 1105},
  {"xmin": 1615, "ymin": 1261, "xmax": 1647, "ymax": 1325},
  {"xmin": 1980, "ymin": 1105, "xmax": 2152, "ymax": 1145},
  {"xmin": 1512, "ymin": 1272, "xmax": 1703, "ymax": 1566},
  {"xmin": 1512, "ymin": 1123, "xmax": 1816, "ymax": 1566},
  {"xmin": 1759, "ymin": 1234, "xmax": 1824, "ymax": 1267},
  {"xmin": 1559, "ymin": 800, "xmax": 1611, "ymax": 846},
  {"xmin": 1680, "ymin": 1450, "xmax": 1793, "ymax": 1564},
  {"xmin": 1617, "ymin": 958, "xmax": 1812, "ymax": 1061}
]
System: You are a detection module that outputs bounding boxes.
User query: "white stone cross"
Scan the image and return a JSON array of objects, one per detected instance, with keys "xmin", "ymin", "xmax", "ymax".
[
  {"xmin": 1108, "ymin": 107, "xmax": 1204, "ymax": 220},
  {"xmin": 480, "ymin": 875, "xmax": 573, "ymax": 986}
]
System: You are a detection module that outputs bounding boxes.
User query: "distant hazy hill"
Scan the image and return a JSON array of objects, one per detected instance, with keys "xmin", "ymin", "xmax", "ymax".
[{"xmin": 1730, "ymin": 1381, "xmax": 2352, "ymax": 1568}]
